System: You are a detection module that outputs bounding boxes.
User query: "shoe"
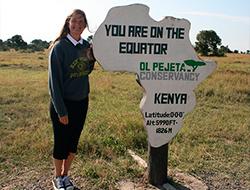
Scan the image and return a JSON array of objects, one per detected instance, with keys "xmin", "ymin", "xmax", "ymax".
[
  {"xmin": 62, "ymin": 176, "xmax": 74, "ymax": 190},
  {"xmin": 52, "ymin": 176, "xmax": 65, "ymax": 190}
]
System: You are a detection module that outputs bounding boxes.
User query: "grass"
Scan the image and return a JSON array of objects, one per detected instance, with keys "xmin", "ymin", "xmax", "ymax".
[{"xmin": 0, "ymin": 51, "xmax": 249, "ymax": 189}]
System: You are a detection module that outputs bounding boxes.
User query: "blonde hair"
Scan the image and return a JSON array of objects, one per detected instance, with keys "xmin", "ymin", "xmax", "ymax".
[{"xmin": 49, "ymin": 9, "xmax": 89, "ymax": 49}]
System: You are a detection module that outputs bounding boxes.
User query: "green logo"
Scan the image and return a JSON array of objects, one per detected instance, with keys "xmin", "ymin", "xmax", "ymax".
[
  {"xmin": 184, "ymin": 60, "xmax": 206, "ymax": 72},
  {"xmin": 69, "ymin": 57, "xmax": 90, "ymax": 78}
]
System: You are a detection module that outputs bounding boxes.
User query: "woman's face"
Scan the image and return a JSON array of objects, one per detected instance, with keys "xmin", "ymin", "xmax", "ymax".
[{"xmin": 68, "ymin": 13, "xmax": 86, "ymax": 40}]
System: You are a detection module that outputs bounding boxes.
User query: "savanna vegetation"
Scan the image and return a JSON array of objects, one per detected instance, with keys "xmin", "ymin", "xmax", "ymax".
[{"xmin": 0, "ymin": 51, "xmax": 249, "ymax": 189}]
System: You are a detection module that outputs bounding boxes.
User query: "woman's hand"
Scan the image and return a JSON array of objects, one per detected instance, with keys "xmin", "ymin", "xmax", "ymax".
[
  {"xmin": 59, "ymin": 115, "xmax": 69, "ymax": 125},
  {"xmin": 86, "ymin": 46, "xmax": 96, "ymax": 61}
]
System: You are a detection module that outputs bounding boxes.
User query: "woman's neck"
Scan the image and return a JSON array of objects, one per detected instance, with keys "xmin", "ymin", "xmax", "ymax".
[{"xmin": 69, "ymin": 33, "xmax": 81, "ymax": 41}]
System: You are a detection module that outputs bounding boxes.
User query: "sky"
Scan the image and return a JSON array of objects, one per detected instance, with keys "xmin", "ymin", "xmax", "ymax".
[{"xmin": 0, "ymin": 0, "xmax": 249, "ymax": 52}]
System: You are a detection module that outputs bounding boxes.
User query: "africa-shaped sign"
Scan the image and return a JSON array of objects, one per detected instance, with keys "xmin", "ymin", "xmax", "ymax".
[{"xmin": 93, "ymin": 4, "xmax": 216, "ymax": 147}]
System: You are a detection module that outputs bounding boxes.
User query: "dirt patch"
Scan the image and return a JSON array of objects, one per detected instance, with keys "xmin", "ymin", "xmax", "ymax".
[{"xmin": 0, "ymin": 63, "xmax": 47, "ymax": 71}]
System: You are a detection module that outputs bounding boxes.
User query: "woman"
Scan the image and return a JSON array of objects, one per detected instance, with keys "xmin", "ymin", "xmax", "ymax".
[{"xmin": 48, "ymin": 9, "xmax": 95, "ymax": 190}]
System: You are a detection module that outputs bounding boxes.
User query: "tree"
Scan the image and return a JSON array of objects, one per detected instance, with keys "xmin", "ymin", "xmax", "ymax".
[
  {"xmin": 87, "ymin": 35, "xmax": 93, "ymax": 43},
  {"xmin": 5, "ymin": 35, "xmax": 28, "ymax": 50},
  {"xmin": 0, "ymin": 39, "xmax": 10, "ymax": 51},
  {"xmin": 0, "ymin": 35, "xmax": 51, "ymax": 52},
  {"xmin": 29, "ymin": 39, "xmax": 49, "ymax": 51},
  {"xmin": 219, "ymin": 45, "xmax": 232, "ymax": 54},
  {"xmin": 195, "ymin": 30, "xmax": 222, "ymax": 56}
]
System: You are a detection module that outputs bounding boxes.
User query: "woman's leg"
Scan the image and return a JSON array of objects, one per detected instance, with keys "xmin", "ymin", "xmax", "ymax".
[
  {"xmin": 62, "ymin": 152, "xmax": 75, "ymax": 176},
  {"xmin": 63, "ymin": 98, "xmax": 89, "ymax": 176},
  {"xmin": 50, "ymin": 102, "xmax": 69, "ymax": 176},
  {"xmin": 54, "ymin": 158, "xmax": 64, "ymax": 177}
]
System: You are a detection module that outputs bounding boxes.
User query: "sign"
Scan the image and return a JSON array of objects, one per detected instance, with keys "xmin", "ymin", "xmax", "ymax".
[{"xmin": 93, "ymin": 4, "xmax": 216, "ymax": 147}]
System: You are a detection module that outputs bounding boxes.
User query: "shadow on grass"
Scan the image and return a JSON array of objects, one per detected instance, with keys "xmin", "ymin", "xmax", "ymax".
[{"xmin": 167, "ymin": 178, "xmax": 190, "ymax": 190}]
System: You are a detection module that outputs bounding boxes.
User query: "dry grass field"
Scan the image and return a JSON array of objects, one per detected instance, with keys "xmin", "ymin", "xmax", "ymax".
[{"xmin": 0, "ymin": 51, "xmax": 249, "ymax": 189}]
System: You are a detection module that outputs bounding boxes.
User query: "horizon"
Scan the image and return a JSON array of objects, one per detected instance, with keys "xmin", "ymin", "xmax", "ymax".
[{"xmin": 0, "ymin": 0, "xmax": 250, "ymax": 52}]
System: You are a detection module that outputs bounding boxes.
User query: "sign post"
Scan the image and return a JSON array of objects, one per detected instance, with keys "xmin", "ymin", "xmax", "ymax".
[
  {"xmin": 148, "ymin": 143, "xmax": 169, "ymax": 187},
  {"xmin": 93, "ymin": 4, "xmax": 216, "ymax": 187}
]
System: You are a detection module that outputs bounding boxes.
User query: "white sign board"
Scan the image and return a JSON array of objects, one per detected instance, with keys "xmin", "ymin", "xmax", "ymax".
[{"xmin": 93, "ymin": 4, "xmax": 216, "ymax": 147}]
